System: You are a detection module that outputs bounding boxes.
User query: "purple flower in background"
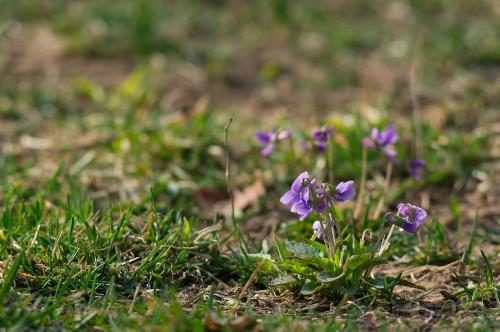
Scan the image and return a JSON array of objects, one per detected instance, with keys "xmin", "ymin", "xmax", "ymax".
[
  {"xmin": 301, "ymin": 126, "xmax": 335, "ymax": 154},
  {"xmin": 280, "ymin": 171, "xmax": 316, "ymax": 220},
  {"xmin": 385, "ymin": 203, "xmax": 427, "ymax": 233},
  {"xmin": 312, "ymin": 126, "xmax": 335, "ymax": 143},
  {"xmin": 408, "ymin": 160, "xmax": 425, "ymax": 180},
  {"xmin": 363, "ymin": 124, "xmax": 399, "ymax": 164},
  {"xmin": 371, "ymin": 124, "xmax": 398, "ymax": 146},
  {"xmin": 255, "ymin": 128, "xmax": 291, "ymax": 156}
]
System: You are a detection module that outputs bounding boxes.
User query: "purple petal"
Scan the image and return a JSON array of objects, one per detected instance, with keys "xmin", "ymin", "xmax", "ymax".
[
  {"xmin": 300, "ymin": 142, "xmax": 311, "ymax": 151},
  {"xmin": 312, "ymin": 130, "xmax": 326, "ymax": 142},
  {"xmin": 255, "ymin": 132, "xmax": 271, "ymax": 144},
  {"xmin": 312, "ymin": 221, "xmax": 324, "ymax": 239},
  {"xmin": 261, "ymin": 144, "xmax": 275, "ymax": 156},
  {"xmin": 382, "ymin": 147, "xmax": 399, "ymax": 164},
  {"xmin": 291, "ymin": 171, "xmax": 309, "ymax": 192},
  {"xmin": 401, "ymin": 222, "xmax": 419, "ymax": 233},
  {"xmin": 335, "ymin": 181, "xmax": 355, "ymax": 202},
  {"xmin": 371, "ymin": 128, "xmax": 380, "ymax": 141},
  {"xmin": 408, "ymin": 160, "xmax": 425, "ymax": 179},
  {"xmin": 292, "ymin": 201, "xmax": 313, "ymax": 220},
  {"xmin": 278, "ymin": 130, "xmax": 291, "ymax": 140},
  {"xmin": 362, "ymin": 138, "xmax": 375, "ymax": 149},
  {"xmin": 280, "ymin": 190, "xmax": 300, "ymax": 206},
  {"xmin": 379, "ymin": 124, "xmax": 398, "ymax": 146},
  {"xmin": 409, "ymin": 160, "xmax": 425, "ymax": 168},
  {"xmin": 315, "ymin": 142, "xmax": 327, "ymax": 154},
  {"xmin": 412, "ymin": 205, "xmax": 427, "ymax": 221}
]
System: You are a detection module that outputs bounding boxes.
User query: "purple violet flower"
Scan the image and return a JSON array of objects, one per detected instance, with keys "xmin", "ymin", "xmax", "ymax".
[
  {"xmin": 372, "ymin": 124, "xmax": 398, "ymax": 146},
  {"xmin": 385, "ymin": 203, "xmax": 427, "ymax": 233},
  {"xmin": 255, "ymin": 129, "xmax": 291, "ymax": 156},
  {"xmin": 301, "ymin": 126, "xmax": 335, "ymax": 155},
  {"xmin": 334, "ymin": 181, "xmax": 355, "ymax": 202},
  {"xmin": 363, "ymin": 124, "xmax": 399, "ymax": 164},
  {"xmin": 408, "ymin": 160, "xmax": 425, "ymax": 180},
  {"xmin": 315, "ymin": 181, "xmax": 356, "ymax": 206},
  {"xmin": 312, "ymin": 126, "xmax": 335, "ymax": 143},
  {"xmin": 280, "ymin": 171, "xmax": 317, "ymax": 220}
]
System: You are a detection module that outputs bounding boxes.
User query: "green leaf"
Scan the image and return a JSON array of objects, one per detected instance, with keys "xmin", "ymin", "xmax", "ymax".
[
  {"xmin": 303, "ymin": 239, "xmax": 327, "ymax": 256},
  {"xmin": 0, "ymin": 252, "xmax": 23, "ymax": 305},
  {"xmin": 301, "ymin": 280, "xmax": 322, "ymax": 295},
  {"xmin": 247, "ymin": 253, "xmax": 274, "ymax": 273},
  {"xmin": 286, "ymin": 241, "xmax": 324, "ymax": 258},
  {"xmin": 384, "ymin": 276, "xmax": 426, "ymax": 290},
  {"xmin": 366, "ymin": 277, "xmax": 385, "ymax": 289},
  {"xmin": 280, "ymin": 261, "xmax": 317, "ymax": 279},
  {"xmin": 338, "ymin": 280, "xmax": 358, "ymax": 295},
  {"xmin": 270, "ymin": 275, "xmax": 299, "ymax": 287},
  {"xmin": 317, "ymin": 270, "xmax": 344, "ymax": 283},
  {"xmin": 351, "ymin": 257, "xmax": 387, "ymax": 281},
  {"xmin": 344, "ymin": 254, "xmax": 372, "ymax": 272}
]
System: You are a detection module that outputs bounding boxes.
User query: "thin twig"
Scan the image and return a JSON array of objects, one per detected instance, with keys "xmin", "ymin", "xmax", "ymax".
[
  {"xmin": 230, "ymin": 260, "xmax": 265, "ymax": 316},
  {"xmin": 224, "ymin": 117, "xmax": 236, "ymax": 229},
  {"xmin": 51, "ymin": 230, "xmax": 64, "ymax": 263},
  {"xmin": 128, "ymin": 284, "xmax": 141, "ymax": 313}
]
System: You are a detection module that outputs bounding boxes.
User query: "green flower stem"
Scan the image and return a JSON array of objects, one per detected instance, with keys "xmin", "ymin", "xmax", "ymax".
[
  {"xmin": 353, "ymin": 147, "xmax": 367, "ymax": 220},
  {"xmin": 372, "ymin": 162, "xmax": 393, "ymax": 219}
]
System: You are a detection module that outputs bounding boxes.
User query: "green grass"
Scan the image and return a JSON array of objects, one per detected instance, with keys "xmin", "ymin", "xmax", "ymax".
[{"xmin": 1, "ymin": 0, "xmax": 499, "ymax": 330}]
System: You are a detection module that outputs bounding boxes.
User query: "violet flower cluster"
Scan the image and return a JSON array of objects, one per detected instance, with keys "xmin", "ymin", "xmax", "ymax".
[
  {"xmin": 362, "ymin": 124, "xmax": 399, "ymax": 164},
  {"xmin": 280, "ymin": 171, "xmax": 355, "ymax": 221},
  {"xmin": 300, "ymin": 126, "xmax": 334, "ymax": 154},
  {"xmin": 255, "ymin": 128, "xmax": 291, "ymax": 156},
  {"xmin": 408, "ymin": 159, "xmax": 425, "ymax": 180}
]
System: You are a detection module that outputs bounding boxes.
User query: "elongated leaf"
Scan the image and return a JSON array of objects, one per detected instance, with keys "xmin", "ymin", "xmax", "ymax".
[
  {"xmin": 0, "ymin": 253, "xmax": 23, "ymax": 305},
  {"xmin": 286, "ymin": 241, "xmax": 323, "ymax": 258},
  {"xmin": 384, "ymin": 276, "xmax": 426, "ymax": 290},
  {"xmin": 301, "ymin": 280, "xmax": 322, "ymax": 295},
  {"xmin": 247, "ymin": 253, "xmax": 274, "ymax": 273},
  {"xmin": 344, "ymin": 254, "xmax": 372, "ymax": 271},
  {"xmin": 338, "ymin": 280, "xmax": 358, "ymax": 295},
  {"xmin": 270, "ymin": 275, "xmax": 299, "ymax": 287},
  {"xmin": 351, "ymin": 257, "xmax": 387, "ymax": 281},
  {"xmin": 303, "ymin": 239, "xmax": 327, "ymax": 256},
  {"xmin": 317, "ymin": 270, "xmax": 344, "ymax": 283},
  {"xmin": 280, "ymin": 261, "xmax": 317, "ymax": 279},
  {"xmin": 366, "ymin": 277, "xmax": 385, "ymax": 289}
]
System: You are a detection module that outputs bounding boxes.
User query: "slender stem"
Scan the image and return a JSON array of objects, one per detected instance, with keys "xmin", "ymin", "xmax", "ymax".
[
  {"xmin": 379, "ymin": 224, "xmax": 396, "ymax": 256},
  {"xmin": 411, "ymin": 33, "xmax": 425, "ymax": 161},
  {"xmin": 324, "ymin": 211, "xmax": 336, "ymax": 259},
  {"xmin": 364, "ymin": 214, "xmax": 386, "ymax": 278},
  {"xmin": 224, "ymin": 117, "xmax": 236, "ymax": 229},
  {"xmin": 353, "ymin": 147, "xmax": 367, "ymax": 220},
  {"xmin": 372, "ymin": 162, "xmax": 393, "ymax": 219},
  {"xmin": 328, "ymin": 136, "xmax": 334, "ymax": 184}
]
